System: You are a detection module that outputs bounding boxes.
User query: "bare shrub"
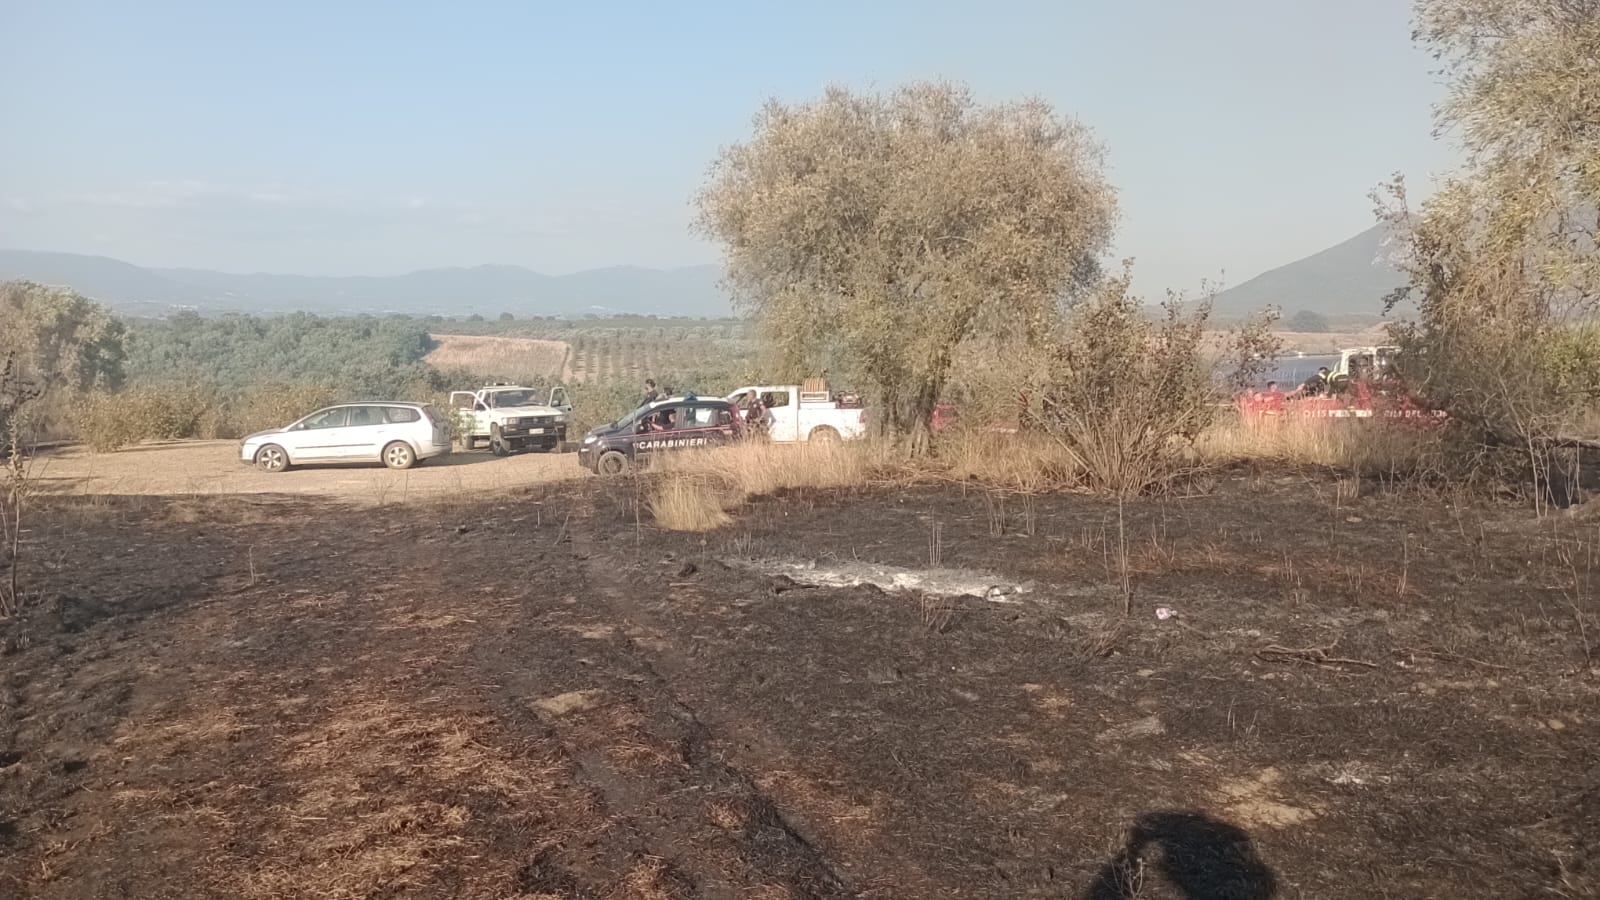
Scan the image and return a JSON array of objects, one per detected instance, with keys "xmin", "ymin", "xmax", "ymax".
[
  {"xmin": 1035, "ymin": 268, "xmax": 1278, "ymax": 496},
  {"xmin": 1, "ymin": 353, "xmax": 44, "ymax": 620},
  {"xmin": 0, "ymin": 465, "xmax": 28, "ymax": 622}
]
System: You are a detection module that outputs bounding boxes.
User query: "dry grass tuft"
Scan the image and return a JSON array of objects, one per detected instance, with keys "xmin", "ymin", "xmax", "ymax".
[
  {"xmin": 707, "ymin": 798, "xmax": 749, "ymax": 831},
  {"xmin": 604, "ymin": 858, "xmax": 678, "ymax": 900},
  {"xmin": 1196, "ymin": 415, "xmax": 1442, "ymax": 476},
  {"xmin": 643, "ymin": 413, "xmax": 1443, "ymax": 532},
  {"xmin": 936, "ymin": 429, "xmax": 1082, "ymax": 492},
  {"xmin": 645, "ymin": 474, "xmax": 732, "ymax": 532},
  {"xmin": 675, "ymin": 440, "xmax": 872, "ymax": 496},
  {"xmin": 645, "ymin": 441, "xmax": 873, "ymax": 532},
  {"xmin": 95, "ymin": 681, "xmax": 570, "ymax": 900},
  {"xmin": 233, "ymin": 695, "xmax": 565, "ymax": 898}
]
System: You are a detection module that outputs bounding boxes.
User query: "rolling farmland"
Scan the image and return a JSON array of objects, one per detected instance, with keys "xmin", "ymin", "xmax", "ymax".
[
  {"xmin": 427, "ymin": 320, "xmax": 758, "ymax": 386},
  {"xmin": 424, "ymin": 334, "xmax": 572, "ymax": 383}
]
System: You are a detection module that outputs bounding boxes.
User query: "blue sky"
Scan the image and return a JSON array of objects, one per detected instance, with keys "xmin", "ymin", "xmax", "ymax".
[{"xmin": 0, "ymin": 0, "xmax": 1451, "ymax": 294}]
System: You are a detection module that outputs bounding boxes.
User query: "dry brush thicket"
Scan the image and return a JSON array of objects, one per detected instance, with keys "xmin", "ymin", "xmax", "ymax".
[
  {"xmin": 1, "ymin": 352, "xmax": 46, "ymax": 619},
  {"xmin": 1374, "ymin": 0, "xmax": 1600, "ymax": 503}
]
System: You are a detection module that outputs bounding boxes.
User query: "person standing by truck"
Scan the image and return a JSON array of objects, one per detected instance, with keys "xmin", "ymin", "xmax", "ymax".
[
  {"xmin": 641, "ymin": 378, "xmax": 663, "ymax": 407},
  {"xmin": 741, "ymin": 390, "xmax": 770, "ymax": 434}
]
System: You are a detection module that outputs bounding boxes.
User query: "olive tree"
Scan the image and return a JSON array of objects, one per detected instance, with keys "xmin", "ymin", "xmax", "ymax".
[
  {"xmin": 0, "ymin": 281, "xmax": 125, "ymax": 444},
  {"xmin": 696, "ymin": 82, "xmax": 1116, "ymax": 449},
  {"xmin": 1379, "ymin": 0, "xmax": 1600, "ymax": 497},
  {"xmin": 0, "ymin": 281, "xmax": 126, "ymax": 394}
]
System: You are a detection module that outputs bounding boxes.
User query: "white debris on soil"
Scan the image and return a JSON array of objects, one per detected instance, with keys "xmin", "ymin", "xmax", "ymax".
[
  {"xmin": 728, "ymin": 558, "xmax": 1036, "ymax": 602},
  {"xmin": 532, "ymin": 689, "xmax": 606, "ymax": 717}
]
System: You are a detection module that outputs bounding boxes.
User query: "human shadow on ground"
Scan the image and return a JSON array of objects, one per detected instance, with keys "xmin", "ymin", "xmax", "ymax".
[{"xmin": 1082, "ymin": 811, "xmax": 1277, "ymax": 900}]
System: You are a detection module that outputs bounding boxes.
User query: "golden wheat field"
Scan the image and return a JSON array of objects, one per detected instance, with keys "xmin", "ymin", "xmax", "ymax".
[
  {"xmin": 424, "ymin": 334, "xmax": 573, "ymax": 382},
  {"xmin": 426, "ymin": 327, "xmax": 755, "ymax": 384}
]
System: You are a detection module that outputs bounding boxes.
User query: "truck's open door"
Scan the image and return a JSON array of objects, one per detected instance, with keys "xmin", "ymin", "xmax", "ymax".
[
  {"xmin": 548, "ymin": 385, "xmax": 572, "ymax": 414},
  {"xmin": 450, "ymin": 391, "xmax": 486, "ymax": 439}
]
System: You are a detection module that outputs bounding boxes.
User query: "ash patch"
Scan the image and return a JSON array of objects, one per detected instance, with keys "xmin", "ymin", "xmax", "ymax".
[{"xmin": 727, "ymin": 556, "xmax": 1036, "ymax": 601}]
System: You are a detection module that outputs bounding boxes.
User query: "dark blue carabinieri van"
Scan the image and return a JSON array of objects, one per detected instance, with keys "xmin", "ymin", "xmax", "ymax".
[{"xmin": 576, "ymin": 397, "xmax": 743, "ymax": 475}]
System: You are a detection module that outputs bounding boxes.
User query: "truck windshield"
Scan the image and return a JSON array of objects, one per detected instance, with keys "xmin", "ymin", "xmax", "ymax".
[{"xmin": 487, "ymin": 390, "xmax": 539, "ymax": 408}]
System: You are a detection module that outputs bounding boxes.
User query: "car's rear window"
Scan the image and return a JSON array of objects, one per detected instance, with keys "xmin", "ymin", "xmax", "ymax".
[
  {"xmin": 348, "ymin": 406, "xmax": 384, "ymax": 427},
  {"xmin": 384, "ymin": 406, "xmax": 422, "ymax": 424}
]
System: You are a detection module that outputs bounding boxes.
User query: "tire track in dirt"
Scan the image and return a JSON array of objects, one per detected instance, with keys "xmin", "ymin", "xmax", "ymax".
[{"xmin": 473, "ymin": 496, "xmax": 857, "ymax": 898}]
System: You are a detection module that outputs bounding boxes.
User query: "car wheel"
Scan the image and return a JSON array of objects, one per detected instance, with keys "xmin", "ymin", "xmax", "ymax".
[
  {"xmin": 597, "ymin": 450, "xmax": 630, "ymax": 476},
  {"xmin": 459, "ymin": 434, "xmax": 477, "ymax": 451},
  {"xmin": 255, "ymin": 444, "xmax": 290, "ymax": 473},
  {"xmin": 382, "ymin": 441, "xmax": 416, "ymax": 470},
  {"xmin": 809, "ymin": 426, "xmax": 841, "ymax": 443}
]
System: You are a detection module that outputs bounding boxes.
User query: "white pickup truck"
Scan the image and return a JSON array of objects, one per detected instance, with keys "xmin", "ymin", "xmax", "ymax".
[
  {"xmin": 723, "ymin": 383, "xmax": 868, "ymax": 442},
  {"xmin": 449, "ymin": 384, "xmax": 572, "ymax": 455}
]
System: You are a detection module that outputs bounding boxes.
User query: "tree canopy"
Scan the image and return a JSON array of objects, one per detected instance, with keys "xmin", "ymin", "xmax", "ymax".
[
  {"xmin": 124, "ymin": 311, "xmax": 440, "ymax": 398},
  {"xmin": 1411, "ymin": 0, "xmax": 1599, "ymax": 308},
  {"xmin": 1380, "ymin": 0, "xmax": 1600, "ymax": 467},
  {"xmin": 0, "ymin": 281, "xmax": 126, "ymax": 394},
  {"xmin": 696, "ymin": 81, "xmax": 1117, "ymax": 445}
]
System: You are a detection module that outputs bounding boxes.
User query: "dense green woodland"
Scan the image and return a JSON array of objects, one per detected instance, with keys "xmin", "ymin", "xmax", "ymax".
[
  {"xmin": 1, "ymin": 280, "xmax": 754, "ymax": 445},
  {"xmin": 124, "ymin": 311, "xmax": 448, "ymax": 398}
]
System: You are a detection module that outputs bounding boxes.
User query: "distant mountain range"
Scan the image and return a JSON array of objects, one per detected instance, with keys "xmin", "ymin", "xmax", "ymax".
[
  {"xmin": 1211, "ymin": 224, "xmax": 1408, "ymax": 319},
  {"xmin": 0, "ymin": 249, "xmax": 733, "ymax": 319},
  {"xmin": 2, "ymin": 226, "xmax": 1409, "ymax": 321}
]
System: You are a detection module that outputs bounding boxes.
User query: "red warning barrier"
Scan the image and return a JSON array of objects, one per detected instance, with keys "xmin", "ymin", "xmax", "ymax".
[{"xmin": 1235, "ymin": 390, "xmax": 1447, "ymax": 425}]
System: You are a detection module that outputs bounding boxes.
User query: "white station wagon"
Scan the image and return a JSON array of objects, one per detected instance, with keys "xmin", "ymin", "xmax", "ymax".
[{"xmin": 239, "ymin": 402, "xmax": 452, "ymax": 472}]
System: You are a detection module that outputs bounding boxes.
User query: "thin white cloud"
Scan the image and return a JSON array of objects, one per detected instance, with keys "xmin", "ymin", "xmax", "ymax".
[
  {"xmin": 49, "ymin": 180, "xmax": 501, "ymax": 229},
  {"xmin": 8, "ymin": 179, "xmax": 677, "ymax": 272},
  {"xmin": 63, "ymin": 179, "xmax": 326, "ymax": 211}
]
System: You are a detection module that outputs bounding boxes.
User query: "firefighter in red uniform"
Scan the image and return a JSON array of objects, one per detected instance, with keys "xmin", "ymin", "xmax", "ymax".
[{"xmin": 1261, "ymin": 381, "xmax": 1286, "ymax": 416}]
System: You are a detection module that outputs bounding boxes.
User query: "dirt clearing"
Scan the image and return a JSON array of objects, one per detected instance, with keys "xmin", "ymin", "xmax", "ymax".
[
  {"xmin": 1, "ymin": 469, "xmax": 1595, "ymax": 898},
  {"xmin": 29, "ymin": 440, "xmax": 586, "ymax": 502}
]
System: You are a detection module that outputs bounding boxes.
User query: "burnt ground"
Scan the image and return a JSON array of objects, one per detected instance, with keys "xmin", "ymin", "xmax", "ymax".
[{"xmin": 1, "ymin": 471, "xmax": 1597, "ymax": 899}]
